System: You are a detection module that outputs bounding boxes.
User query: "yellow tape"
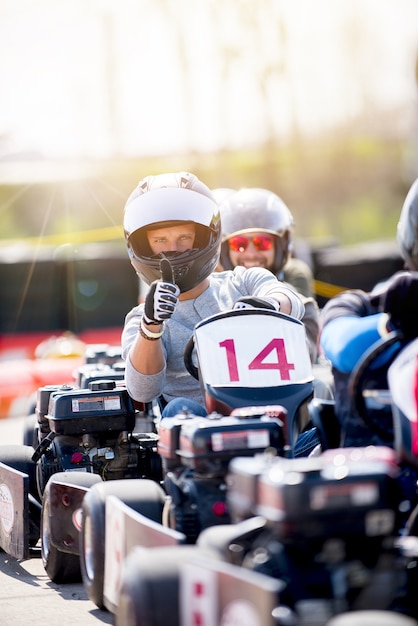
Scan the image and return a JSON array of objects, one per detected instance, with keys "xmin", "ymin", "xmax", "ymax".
[
  {"xmin": 0, "ymin": 225, "xmax": 124, "ymax": 247},
  {"xmin": 313, "ymin": 279, "xmax": 347, "ymax": 299}
]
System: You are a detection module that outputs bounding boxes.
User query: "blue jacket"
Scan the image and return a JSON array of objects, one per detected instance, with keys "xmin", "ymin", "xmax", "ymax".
[{"xmin": 320, "ymin": 284, "xmax": 402, "ymax": 447}]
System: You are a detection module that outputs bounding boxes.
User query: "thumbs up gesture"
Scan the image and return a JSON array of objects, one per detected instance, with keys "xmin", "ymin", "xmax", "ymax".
[{"xmin": 143, "ymin": 258, "xmax": 180, "ymax": 324}]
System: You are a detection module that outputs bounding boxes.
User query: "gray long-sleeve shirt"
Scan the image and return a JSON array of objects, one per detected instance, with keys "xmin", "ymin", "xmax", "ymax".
[{"xmin": 122, "ymin": 266, "xmax": 305, "ymax": 405}]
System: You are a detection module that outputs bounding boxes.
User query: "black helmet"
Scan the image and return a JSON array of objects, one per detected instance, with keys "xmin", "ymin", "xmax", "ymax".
[
  {"xmin": 397, "ymin": 177, "xmax": 418, "ymax": 270},
  {"xmin": 124, "ymin": 172, "xmax": 221, "ymax": 292},
  {"xmin": 219, "ymin": 187, "xmax": 294, "ymax": 274}
]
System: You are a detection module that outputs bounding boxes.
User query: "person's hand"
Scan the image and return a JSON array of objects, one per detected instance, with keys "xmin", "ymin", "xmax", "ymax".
[
  {"xmin": 233, "ymin": 296, "xmax": 281, "ymax": 312},
  {"xmin": 382, "ymin": 272, "xmax": 418, "ymax": 339},
  {"xmin": 143, "ymin": 258, "xmax": 180, "ymax": 324}
]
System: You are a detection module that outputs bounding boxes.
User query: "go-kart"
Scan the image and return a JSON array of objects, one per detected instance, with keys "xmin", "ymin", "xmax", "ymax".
[
  {"xmin": 78, "ymin": 307, "xmax": 331, "ymax": 612},
  {"xmin": 0, "ymin": 346, "xmax": 161, "ymax": 585},
  {"xmin": 113, "ymin": 333, "xmax": 418, "ymax": 626},
  {"xmin": 154, "ymin": 308, "xmax": 315, "ymax": 543}
]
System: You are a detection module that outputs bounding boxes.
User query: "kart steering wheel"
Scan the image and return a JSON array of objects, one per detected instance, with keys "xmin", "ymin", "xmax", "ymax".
[
  {"xmin": 347, "ymin": 329, "xmax": 403, "ymax": 441},
  {"xmin": 184, "ymin": 335, "xmax": 199, "ymax": 380}
]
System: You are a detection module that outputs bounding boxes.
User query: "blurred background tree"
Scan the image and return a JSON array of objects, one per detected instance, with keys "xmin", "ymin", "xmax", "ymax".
[{"xmin": 0, "ymin": 0, "xmax": 417, "ymax": 248}]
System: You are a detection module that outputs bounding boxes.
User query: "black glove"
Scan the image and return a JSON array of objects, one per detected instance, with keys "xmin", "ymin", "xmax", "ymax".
[
  {"xmin": 382, "ymin": 272, "xmax": 418, "ymax": 339},
  {"xmin": 143, "ymin": 258, "xmax": 180, "ymax": 324},
  {"xmin": 233, "ymin": 296, "xmax": 281, "ymax": 312}
]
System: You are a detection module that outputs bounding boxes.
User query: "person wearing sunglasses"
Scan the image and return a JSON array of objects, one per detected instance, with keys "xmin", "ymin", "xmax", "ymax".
[
  {"xmin": 122, "ymin": 172, "xmax": 305, "ymax": 425},
  {"xmin": 218, "ymin": 187, "xmax": 319, "ymax": 364},
  {"xmin": 219, "ymin": 187, "xmax": 315, "ymax": 299}
]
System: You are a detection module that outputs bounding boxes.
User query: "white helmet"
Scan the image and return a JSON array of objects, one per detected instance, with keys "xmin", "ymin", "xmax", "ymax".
[{"xmin": 124, "ymin": 172, "xmax": 221, "ymax": 292}]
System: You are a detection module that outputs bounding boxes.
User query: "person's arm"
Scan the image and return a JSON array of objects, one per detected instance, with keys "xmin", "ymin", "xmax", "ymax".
[
  {"xmin": 129, "ymin": 262, "xmax": 179, "ymax": 375},
  {"xmin": 128, "ymin": 321, "xmax": 165, "ymax": 374},
  {"xmin": 248, "ymin": 267, "xmax": 306, "ymax": 319},
  {"xmin": 121, "ymin": 264, "xmax": 179, "ymax": 402},
  {"xmin": 121, "ymin": 307, "xmax": 167, "ymax": 402},
  {"xmin": 230, "ymin": 266, "xmax": 304, "ymax": 318},
  {"xmin": 321, "ymin": 288, "xmax": 375, "ymax": 326},
  {"xmin": 320, "ymin": 289, "xmax": 387, "ymax": 373},
  {"xmin": 320, "ymin": 313, "xmax": 388, "ymax": 373}
]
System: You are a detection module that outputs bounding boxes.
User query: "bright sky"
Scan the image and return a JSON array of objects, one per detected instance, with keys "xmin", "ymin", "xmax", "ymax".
[{"xmin": 1, "ymin": 0, "xmax": 418, "ymax": 159}]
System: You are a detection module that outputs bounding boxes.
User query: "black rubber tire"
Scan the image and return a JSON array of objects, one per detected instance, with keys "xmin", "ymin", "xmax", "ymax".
[
  {"xmin": 0, "ymin": 444, "xmax": 40, "ymax": 545},
  {"xmin": 41, "ymin": 471, "xmax": 102, "ymax": 583},
  {"xmin": 22, "ymin": 414, "xmax": 38, "ymax": 448},
  {"xmin": 115, "ymin": 545, "xmax": 217, "ymax": 626},
  {"xmin": 0, "ymin": 444, "xmax": 38, "ymax": 495},
  {"xmin": 197, "ymin": 516, "xmax": 266, "ymax": 559},
  {"xmin": 80, "ymin": 478, "xmax": 166, "ymax": 609},
  {"xmin": 348, "ymin": 330, "xmax": 402, "ymax": 441},
  {"xmin": 183, "ymin": 335, "xmax": 198, "ymax": 379}
]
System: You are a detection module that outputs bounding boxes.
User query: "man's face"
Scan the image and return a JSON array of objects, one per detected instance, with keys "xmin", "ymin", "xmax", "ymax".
[
  {"xmin": 147, "ymin": 223, "xmax": 196, "ymax": 255},
  {"xmin": 227, "ymin": 231, "xmax": 275, "ymax": 270}
]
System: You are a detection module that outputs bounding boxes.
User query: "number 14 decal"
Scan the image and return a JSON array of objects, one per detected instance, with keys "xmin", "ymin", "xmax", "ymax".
[{"xmin": 219, "ymin": 338, "xmax": 295, "ymax": 382}]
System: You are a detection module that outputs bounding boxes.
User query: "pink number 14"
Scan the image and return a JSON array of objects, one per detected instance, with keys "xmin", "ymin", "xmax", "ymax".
[{"xmin": 219, "ymin": 338, "xmax": 295, "ymax": 383}]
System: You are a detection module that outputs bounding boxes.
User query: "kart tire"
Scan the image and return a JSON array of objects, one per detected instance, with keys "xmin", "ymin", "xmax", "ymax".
[
  {"xmin": 0, "ymin": 444, "xmax": 40, "ymax": 545},
  {"xmin": 22, "ymin": 414, "xmax": 38, "ymax": 448},
  {"xmin": 326, "ymin": 610, "xmax": 418, "ymax": 625},
  {"xmin": 80, "ymin": 478, "xmax": 166, "ymax": 610},
  {"xmin": 197, "ymin": 516, "xmax": 266, "ymax": 559},
  {"xmin": 115, "ymin": 545, "xmax": 217, "ymax": 626},
  {"xmin": 41, "ymin": 471, "xmax": 101, "ymax": 583},
  {"xmin": 0, "ymin": 444, "xmax": 38, "ymax": 496}
]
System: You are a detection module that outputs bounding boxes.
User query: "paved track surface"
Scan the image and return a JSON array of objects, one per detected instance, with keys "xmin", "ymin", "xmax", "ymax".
[{"xmin": 0, "ymin": 416, "xmax": 112, "ymax": 626}]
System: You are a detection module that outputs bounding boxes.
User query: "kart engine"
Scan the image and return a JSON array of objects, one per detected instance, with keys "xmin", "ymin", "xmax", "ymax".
[
  {"xmin": 33, "ymin": 380, "xmax": 161, "ymax": 496},
  {"xmin": 157, "ymin": 408, "xmax": 287, "ymax": 543},
  {"xmin": 225, "ymin": 446, "xmax": 418, "ymax": 620}
]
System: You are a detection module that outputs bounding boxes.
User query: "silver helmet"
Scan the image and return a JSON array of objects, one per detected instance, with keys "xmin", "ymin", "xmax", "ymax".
[
  {"xmin": 219, "ymin": 187, "xmax": 294, "ymax": 274},
  {"xmin": 397, "ymin": 177, "xmax": 418, "ymax": 270}
]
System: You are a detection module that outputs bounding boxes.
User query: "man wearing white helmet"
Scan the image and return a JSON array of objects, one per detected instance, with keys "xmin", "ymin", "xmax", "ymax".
[{"xmin": 121, "ymin": 172, "xmax": 305, "ymax": 420}]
